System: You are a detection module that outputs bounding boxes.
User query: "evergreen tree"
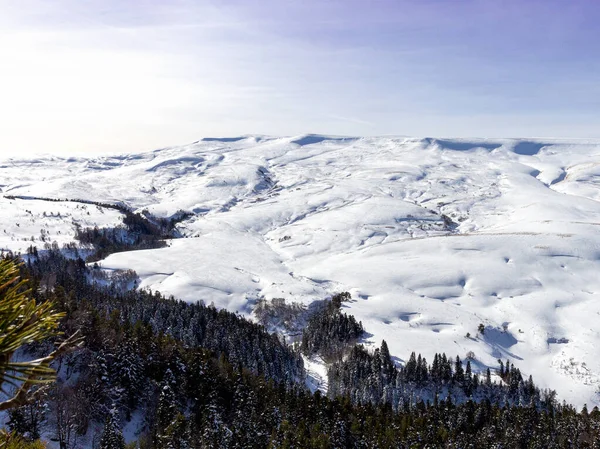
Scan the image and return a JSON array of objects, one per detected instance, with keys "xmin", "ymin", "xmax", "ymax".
[
  {"xmin": 405, "ymin": 352, "xmax": 417, "ymax": 382},
  {"xmin": 0, "ymin": 259, "xmax": 81, "ymax": 411},
  {"xmin": 380, "ymin": 339, "xmax": 391, "ymax": 365},
  {"xmin": 99, "ymin": 409, "xmax": 125, "ymax": 449},
  {"xmin": 454, "ymin": 356, "xmax": 465, "ymax": 384},
  {"xmin": 464, "ymin": 360, "xmax": 473, "ymax": 396},
  {"xmin": 113, "ymin": 338, "xmax": 143, "ymax": 418},
  {"xmin": 155, "ymin": 370, "xmax": 178, "ymax": 447}
]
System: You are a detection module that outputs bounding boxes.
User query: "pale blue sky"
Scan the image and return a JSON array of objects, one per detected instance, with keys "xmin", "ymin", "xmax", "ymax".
[{"xmin": 1, "ymin": 0, "xmax": 599, "ymax": 155}]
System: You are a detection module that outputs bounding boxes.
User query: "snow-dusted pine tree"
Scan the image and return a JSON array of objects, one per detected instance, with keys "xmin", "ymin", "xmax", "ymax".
[{"xmin": 99, "ymin": 408, "xmax": 125, "ymax": 449}]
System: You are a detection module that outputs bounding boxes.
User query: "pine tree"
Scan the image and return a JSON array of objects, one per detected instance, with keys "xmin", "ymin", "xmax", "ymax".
[
  {"xmin": 201, "ymin": 396, "xmax": 232, "ymax": 448},
  {"xmin": 464, "ymin": 360, "xmax": 473, "ymax": 396},
  {"xmin": 99, "ymin": 409, "xmax": 125, "ymax": 449},
  {"xmin": 454, "ymin": 356, "xmax": 465, "ymax": 384},
  {"xmin": 113, "ymin": 338, "xmax": 143, "ymax": 419},
  {"xmin": 0, "ymin": 259, "xmax": 82, "ymax": 411},
  {"xmin": 405, "ymin": 352, "xmax": 417, "ymax": 382},
  {"xmin": 162, "ymin": 413, "xmax": 191, "ymax": 449},
  {"xmin": 441, "ymin": 353, "xmax": 452, "ymax": 382},
  {"xmin": 380, "ymin": 340, "xmax": 391, "ymax": 365},
  {"xmin": 155, "ymin": 370, "xmax": 178, "ymax": 447}
]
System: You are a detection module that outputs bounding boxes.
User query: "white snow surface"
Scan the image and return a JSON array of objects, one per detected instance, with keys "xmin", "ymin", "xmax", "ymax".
[
  {"xmin": 0, "ymin": 197, "xmax": 123, "ymax": 255},
  {"xmin": 2, "ymin": 135, "xmax": 600, "ymax": 407}
]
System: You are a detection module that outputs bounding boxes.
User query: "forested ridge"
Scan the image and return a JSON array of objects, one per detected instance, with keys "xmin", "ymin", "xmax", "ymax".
[{"xmin": 2, "ymin": 239, "xmax": 600, "ymax": 447}]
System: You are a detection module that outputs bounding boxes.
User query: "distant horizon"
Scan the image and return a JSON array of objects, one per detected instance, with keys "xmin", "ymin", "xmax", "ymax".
[
  {"xmin": 4, "ymin": 133, "xmax": 600, "ymax": 160},
  {"xmin": 1, "ymin": 0, "xmax": 600, "ymax": 154}
]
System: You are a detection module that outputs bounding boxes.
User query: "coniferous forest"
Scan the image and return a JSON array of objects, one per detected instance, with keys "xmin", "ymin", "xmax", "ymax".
[{"xmin": 3, "ymin": 224, "xmax": 600, "ymax": 447}]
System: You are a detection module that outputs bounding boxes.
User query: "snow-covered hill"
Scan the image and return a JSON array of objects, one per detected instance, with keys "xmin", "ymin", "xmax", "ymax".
[{"xmin": 2, "ymin": 135, "xmax": 600, "ymax": 407}]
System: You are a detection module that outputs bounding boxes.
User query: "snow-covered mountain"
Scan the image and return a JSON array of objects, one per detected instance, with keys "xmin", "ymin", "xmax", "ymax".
[{"xmin": 2, "ymin": 134, "xmax": 600, "ymax": 407}]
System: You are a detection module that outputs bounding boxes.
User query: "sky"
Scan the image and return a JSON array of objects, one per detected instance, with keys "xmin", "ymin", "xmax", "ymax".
[{"xmin": 0, "ymin": 0, "xmax": 599, "ymax": 156}]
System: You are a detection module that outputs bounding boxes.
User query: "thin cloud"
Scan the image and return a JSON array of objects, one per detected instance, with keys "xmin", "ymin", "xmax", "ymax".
[{"xmin": 0, "ymin": 0, "xmax": 598, "ymax": 156}]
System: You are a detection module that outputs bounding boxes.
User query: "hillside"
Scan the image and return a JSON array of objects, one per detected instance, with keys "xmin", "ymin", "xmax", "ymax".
[{"xmin": 2, "ymin": 134, "xmax": 600, "ymax": 408}]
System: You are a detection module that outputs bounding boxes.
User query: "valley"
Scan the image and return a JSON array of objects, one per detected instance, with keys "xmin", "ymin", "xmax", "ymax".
[{"xmin": 2, "ymin": 134, "xmax": 600, "ymax": 408}]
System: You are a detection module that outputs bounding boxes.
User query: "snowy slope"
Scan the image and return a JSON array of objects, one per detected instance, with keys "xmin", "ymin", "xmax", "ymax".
[
  {"xmin": 2, "ymin": 135, "xmax": 600, "ymax": 407},
  {"xmin": 0, "ymin": 196, "xmax": 123, "ymax": 255}
]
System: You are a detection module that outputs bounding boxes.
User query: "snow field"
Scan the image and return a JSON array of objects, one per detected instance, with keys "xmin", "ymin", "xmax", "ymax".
[{"xmin": 2, "ymin": 135, "xmax": 600, "ymax": 406}]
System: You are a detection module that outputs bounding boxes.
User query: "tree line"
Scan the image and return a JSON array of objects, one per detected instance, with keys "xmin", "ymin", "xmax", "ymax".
[{"xmin": 1, "ymin": 243, "xmax": 600, "ymax": 447}]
